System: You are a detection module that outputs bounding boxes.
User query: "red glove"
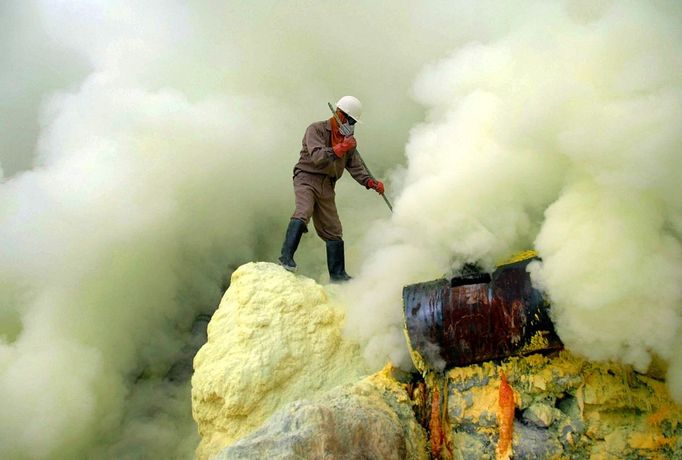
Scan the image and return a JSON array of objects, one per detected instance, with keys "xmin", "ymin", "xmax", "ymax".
[
  {"xmin": 367, "ymin": 179, "xmax": 385, "ymax": 195},
  {"xmin": 332, "ymin": 136, "xmax": 357, "ymax": 158}
]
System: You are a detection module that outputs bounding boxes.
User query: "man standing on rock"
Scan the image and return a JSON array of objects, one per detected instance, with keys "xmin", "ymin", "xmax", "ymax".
[{"xmin": 278, "ymin": 96, "xmax": 385, "ymax": 282}]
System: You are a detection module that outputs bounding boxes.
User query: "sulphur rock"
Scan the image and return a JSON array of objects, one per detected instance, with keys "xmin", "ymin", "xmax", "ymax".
[
  {"xmin": 522, "ymin": 402, "xmax": 562, "ymax": 428},
  {"xmin": 191, "ymin": 262, "xmax": 367, "ymax": 459},
  {"xmin": 215, "ymin": 367, "xmax": 429, "ymax": 460},
  {"xmin": 442, "ymin": 351, "xmax": 682, "ymax": 459}
]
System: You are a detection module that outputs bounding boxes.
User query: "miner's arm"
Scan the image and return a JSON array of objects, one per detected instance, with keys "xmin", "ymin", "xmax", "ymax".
[
  {"xmin": 345, "ymin": 149, "xmax": 372, "ymax": 187},
  {"xmin": 303, "ymin": 124, "xmax": 335, "ymax": 169}
]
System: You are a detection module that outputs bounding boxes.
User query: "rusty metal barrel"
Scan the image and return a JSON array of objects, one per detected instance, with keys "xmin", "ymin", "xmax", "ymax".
[{"xmin": 403, "ymin": 252, "xmax": 563, "ymax": 372}]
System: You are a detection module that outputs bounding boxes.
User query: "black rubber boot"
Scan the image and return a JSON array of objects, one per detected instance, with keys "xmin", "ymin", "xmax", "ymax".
[
  {"xmin": 278, "ymin": 219, "xmax": 306, "ymax": 272},
  {"xmin": 326, "ymin": 240, "xmax": 352, "ymax": 282}
]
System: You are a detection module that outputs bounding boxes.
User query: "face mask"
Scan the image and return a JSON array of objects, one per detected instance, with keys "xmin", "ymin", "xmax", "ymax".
[{"xmin": 339, "ymin": 122, "xmax": 354, "ymax": 137}]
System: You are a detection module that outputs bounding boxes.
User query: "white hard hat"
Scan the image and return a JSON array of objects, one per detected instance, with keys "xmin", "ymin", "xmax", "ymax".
[{"xmin": 335, "ymin": 95, "xmax": 363, "ymax": 123}]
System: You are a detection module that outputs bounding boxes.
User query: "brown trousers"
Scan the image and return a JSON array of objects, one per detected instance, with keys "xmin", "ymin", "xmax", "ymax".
[{"xmin": 291, "ymin": 170, "xmax": 342, "ymax": 241}]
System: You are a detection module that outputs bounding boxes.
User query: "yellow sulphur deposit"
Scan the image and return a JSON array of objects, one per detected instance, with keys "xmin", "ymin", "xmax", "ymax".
[{"xmin": 191, "ymin": 262, "xmax": 368, "ymax": 459}]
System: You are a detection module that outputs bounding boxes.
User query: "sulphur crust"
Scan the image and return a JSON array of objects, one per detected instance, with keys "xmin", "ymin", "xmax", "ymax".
[{"xmin": 191, "ymin": 262, "xmax": 368, "ymax": 459}]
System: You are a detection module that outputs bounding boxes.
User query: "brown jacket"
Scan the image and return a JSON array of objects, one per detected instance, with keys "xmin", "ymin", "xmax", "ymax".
[{"xmin": 293, "ymin": 120, "xmax": 372, "ymax": 187}]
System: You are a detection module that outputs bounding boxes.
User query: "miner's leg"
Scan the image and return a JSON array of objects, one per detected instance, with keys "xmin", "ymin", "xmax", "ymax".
[
  {"xmin": 312, "ymin": 179, "xmax": 350, "ymax": 282},
  {"xmin": 278, "ymin": 218, "xmax": 306, "ymax": 272},
  {"xmin": 326, "ymin": 240, "xmax": 351, "ymax": 282},
  {"xmin": 279, "ymin": 174, "xmax": 314, "ymax": 272}
]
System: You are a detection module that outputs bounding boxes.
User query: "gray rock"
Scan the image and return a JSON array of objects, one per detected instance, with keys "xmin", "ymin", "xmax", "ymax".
[
  {"xmin": 556, "ymin": 414, "xmax": 586, "ymax": 449},
  {"xmin": 512, "ymin": 422, "xmax": 563, "ymax": 459},
  {"xmin": 214, "ymin": 376, "xmax": 428, "ymax": 460},
  {"xmin": 450, "ymin": 432, "xmax": 494, "ymax": 459},
  {"xmin": 477, "ymin": 410, "xmax": 498, "ymax": 428},
  {"xmin": 522, "ymin": 403, "xmax": 561, "ymax": 428}
]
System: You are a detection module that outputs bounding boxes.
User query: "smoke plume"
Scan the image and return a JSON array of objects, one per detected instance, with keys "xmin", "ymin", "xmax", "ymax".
[
  {"xmin": 343, "ymin": 0, "xmax": 682, "ymax": 405},
  {"xmin": 0, "ymin": 0, "xmax": 472, "ymax": 457},
  {"xmin": 1, "ymin": 1, "xmax": 681, "ymax": 458}
]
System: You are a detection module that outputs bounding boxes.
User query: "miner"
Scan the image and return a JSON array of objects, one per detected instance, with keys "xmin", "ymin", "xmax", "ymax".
[{"xmin": 278, "ymin": 96, "xmax": 385, "ymax": 282}]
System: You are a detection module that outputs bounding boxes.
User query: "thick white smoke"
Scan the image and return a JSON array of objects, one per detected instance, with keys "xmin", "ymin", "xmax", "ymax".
[
  {"xmin": 0, "ymin": 0, "xmax": 470, "ymax": 458},
  {"xmin": 343, "ymin": 0, "xmax": 682, "ymax": 404},
  {"xmin": 2, "ymin": 0, "xmax": 681, "ymax": 458}
]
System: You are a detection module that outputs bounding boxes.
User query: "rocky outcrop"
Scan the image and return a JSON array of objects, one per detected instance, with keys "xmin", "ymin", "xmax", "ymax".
[
  {"xmin": 191, "ymin": 262, "xmax": 367, "ymax": 459},
  {"xmin": 215, "ymin": 367, "xmax": 428, "ymax": 460},
  {"xmin": 438, "ymin": 351, "xmax": 682, "ymax": 459},
  {"xmin": 191, "ymin": 262, "xmax": 682, "ymax": 459}
]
